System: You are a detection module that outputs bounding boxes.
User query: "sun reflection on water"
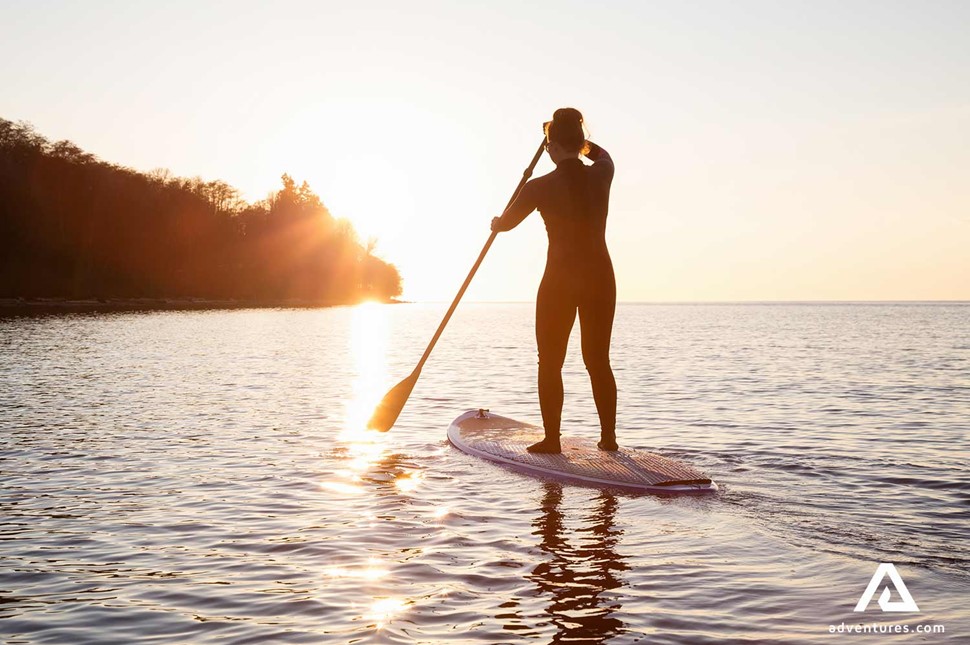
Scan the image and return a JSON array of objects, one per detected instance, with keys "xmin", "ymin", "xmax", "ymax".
[
  {"xmin": 323, "ymin": 557, "xmax": 389, "ymax": 581},
  {"xmin": 319, "ymin": 480, "xmax": 364, "ymax": 495},
  {"xmin": 368, "ymin": 597, "xmax": 409, "ymax": 630},
  {"xmin": 341, "ymin": 301, "xmax": 390, "ymax": 434},
  {"xmin": 322, "ymin": 303, "xmax": 393, "ymax": 495},
  {"xmin": 323, "ymin": 303, "xmax": 423, "ymax": 634},
  {"xmin": 394, "ymin": 470, "xmax": 424, "ymax": 494}
]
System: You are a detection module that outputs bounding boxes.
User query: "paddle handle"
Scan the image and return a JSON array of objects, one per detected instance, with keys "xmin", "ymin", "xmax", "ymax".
[{"xmin": 413, "ymin": 138, "xmax": 547, "ymax": 373}]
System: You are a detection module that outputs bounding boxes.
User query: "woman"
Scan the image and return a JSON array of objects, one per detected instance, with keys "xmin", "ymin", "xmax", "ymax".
[{"xmin": 491, "ymin": 108, "xmax": 617, "ymax": 454}]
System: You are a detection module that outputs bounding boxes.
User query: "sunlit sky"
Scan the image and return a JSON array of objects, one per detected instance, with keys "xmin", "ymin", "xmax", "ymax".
[{"xmin": 2, "ymin": 0, "xmax": 967, "ymax": 301}]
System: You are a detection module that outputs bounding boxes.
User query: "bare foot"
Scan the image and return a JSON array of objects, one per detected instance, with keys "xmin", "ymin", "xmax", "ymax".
[
  {"xmin": 598, "ymin": 439, "xmax": 619, "ymax": 451},
  {"xmin": 527, "ymin": 438, "xmax": 561, "ymax": 454}
]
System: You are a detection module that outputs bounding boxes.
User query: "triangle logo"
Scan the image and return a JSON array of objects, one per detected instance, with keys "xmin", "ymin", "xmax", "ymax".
[{"xmin": 854, "ymin": 563, "xmax": 920, "ymax": 612}]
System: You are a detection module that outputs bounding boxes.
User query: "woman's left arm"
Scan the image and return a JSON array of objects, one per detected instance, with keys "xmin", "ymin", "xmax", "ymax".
[{"xmin": 585, "ymin": 142, "xmax": 614, "ymax": 181}]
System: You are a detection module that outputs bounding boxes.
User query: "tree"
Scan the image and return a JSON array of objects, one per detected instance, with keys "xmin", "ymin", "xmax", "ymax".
[{"xmin": 0, "ymin": 117, "xmax": 403, "ymax": 303}]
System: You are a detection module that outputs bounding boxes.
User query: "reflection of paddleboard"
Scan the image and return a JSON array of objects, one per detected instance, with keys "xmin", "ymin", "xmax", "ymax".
[{"xmin": 448, "ymin": 409, "xmax": 717, "ymax": 494}]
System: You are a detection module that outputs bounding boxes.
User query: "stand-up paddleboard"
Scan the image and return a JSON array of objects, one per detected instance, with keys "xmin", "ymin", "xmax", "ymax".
[{"xmin": 448, "ymin": 409, "xmax": 717, "ymax": 494}]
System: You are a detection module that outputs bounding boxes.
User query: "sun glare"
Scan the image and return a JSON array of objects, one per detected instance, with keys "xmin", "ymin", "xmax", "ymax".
[{"xmin": 327, "ymin": 153, "xmax": 415, "ymax": 244}]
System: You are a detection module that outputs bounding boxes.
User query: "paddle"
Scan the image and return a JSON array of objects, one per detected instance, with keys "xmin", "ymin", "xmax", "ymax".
[{"xmin": 367, "ymin": 138, "xmax": 548, "ymax": 431}]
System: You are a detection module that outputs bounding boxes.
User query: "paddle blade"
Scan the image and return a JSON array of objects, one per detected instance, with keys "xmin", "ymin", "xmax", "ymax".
[{"xmin": 367, "ymin": 371, "xmax": 419, "ymax": 432}]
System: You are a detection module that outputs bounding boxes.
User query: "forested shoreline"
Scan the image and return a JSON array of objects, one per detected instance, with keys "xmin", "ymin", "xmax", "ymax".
[{"xmin": 0, "ymin": 118, "xmax": 402, "ymax": 305}]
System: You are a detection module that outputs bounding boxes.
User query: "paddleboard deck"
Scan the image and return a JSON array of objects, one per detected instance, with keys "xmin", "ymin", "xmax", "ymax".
[{"xmin": 448, "ymin": 409, "xmax": 717, "ymax": 494}]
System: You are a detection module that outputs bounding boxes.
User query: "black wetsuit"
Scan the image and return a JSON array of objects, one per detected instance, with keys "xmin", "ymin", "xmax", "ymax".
[{"xmin": 495, "ymin": 143, "xmax": 616, "ymax": 442}]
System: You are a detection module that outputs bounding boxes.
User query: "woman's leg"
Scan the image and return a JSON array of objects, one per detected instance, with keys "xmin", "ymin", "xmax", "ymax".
[
  {"xmin": 534, "ymin": 276, "xmax": 576, "ymax": 451},
  {"xmin": 578, "ymin": 280, "xmax": 617, "ymax": 449}
]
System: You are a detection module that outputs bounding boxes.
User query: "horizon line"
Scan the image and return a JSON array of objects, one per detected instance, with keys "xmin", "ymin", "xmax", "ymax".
[{"xmin": 399, "ymin": 299, "xmax": 970, "ymax": 305}]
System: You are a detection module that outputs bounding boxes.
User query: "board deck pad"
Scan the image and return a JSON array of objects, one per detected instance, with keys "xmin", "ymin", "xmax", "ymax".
[{"xmin": 448, "ymin": 409, "xmax": 717, "ymax": 494}]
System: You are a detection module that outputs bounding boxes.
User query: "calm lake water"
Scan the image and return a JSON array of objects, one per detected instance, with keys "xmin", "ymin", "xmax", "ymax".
[{"xmin": 2, "ymin": 303, "xmax": 968, "ymax": 644}]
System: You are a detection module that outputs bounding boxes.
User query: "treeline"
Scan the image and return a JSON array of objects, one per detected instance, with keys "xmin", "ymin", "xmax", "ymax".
[{"xmin": 0, "ymin": 118, "xmax": 402, "ymax": 303}]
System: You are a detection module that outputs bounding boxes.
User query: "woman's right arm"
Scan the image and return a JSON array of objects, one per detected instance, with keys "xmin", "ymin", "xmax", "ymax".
[{"xmin": 491, "ymin": 180, "xmax": 539, "ymax": 232}]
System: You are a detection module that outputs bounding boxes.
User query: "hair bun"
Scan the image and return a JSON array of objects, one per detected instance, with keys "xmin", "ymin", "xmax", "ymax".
[
  {"xmin": 553, "ymin": 107, "xmax": 583, "ymax": 127},
  {"xmin": 547, "ymin": 107, "xmax": 586, "ymax": 152}
]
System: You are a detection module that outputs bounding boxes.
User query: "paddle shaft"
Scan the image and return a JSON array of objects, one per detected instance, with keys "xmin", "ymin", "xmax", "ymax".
[{"xmin": 413, "ymin": 139, "xmax": 547, "ymax": 373}]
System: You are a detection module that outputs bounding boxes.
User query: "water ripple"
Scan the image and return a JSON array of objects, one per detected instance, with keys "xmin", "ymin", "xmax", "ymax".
[{"xmin": 2, "ymin": 303, "xmax": 968, "ymax": 643}]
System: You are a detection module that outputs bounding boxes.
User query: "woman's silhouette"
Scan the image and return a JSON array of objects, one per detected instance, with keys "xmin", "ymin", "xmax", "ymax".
[{"xmin": 492, "ymin": 108, "xmax": 617, "ymax": 454}]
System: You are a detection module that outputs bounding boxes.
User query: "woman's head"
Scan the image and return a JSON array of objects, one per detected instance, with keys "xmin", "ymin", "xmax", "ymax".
[{"xmin": 544, "ymin": 108, "xmax": 590, "ymax": 161}]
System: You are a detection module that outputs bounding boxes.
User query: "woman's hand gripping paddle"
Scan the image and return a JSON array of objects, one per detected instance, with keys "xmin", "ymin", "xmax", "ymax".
[{"xmin": 367, "ymin": 139, "xmax": 547, "ymax": 431}]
